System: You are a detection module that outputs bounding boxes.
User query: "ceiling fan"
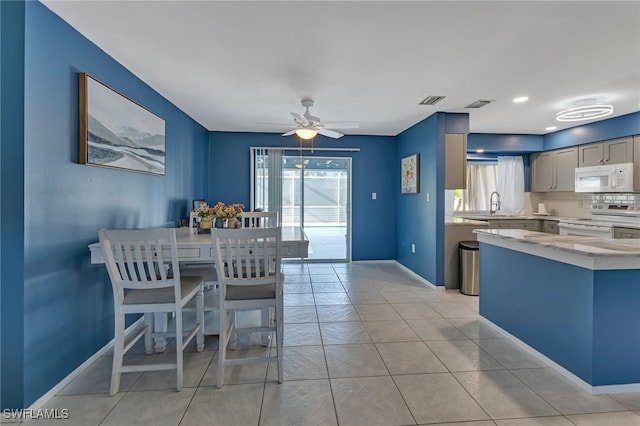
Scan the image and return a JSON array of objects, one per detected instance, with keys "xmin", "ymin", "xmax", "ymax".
[{"xmin": 281, "ymin": 98, "xmax": 359, "ymax": 139}]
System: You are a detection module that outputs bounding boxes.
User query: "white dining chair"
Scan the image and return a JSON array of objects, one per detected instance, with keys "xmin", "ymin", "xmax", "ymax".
[
  {"xmin": 239, "ymin": 211, "xmax": 279, "ymax": 228},
  {"xmin": 98, "ymin": 228, "xmax": 205, "ymax": 395},
  {"xmin": 211, "ymin": 227, "xmax": 284, "ymax": 388}
]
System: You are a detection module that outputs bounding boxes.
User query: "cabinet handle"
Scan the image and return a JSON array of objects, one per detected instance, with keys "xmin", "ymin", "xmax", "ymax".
[{"xmin": 604, "ymin": 158, "xmax": 609, "ymax": 162}]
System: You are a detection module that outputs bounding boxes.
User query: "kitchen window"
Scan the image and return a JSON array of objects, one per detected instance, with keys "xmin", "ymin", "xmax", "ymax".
[
  {"xmin": 451, "ymin": 156, "xmax": 524, "ymax": 214},
  {"xmin": 452, "ymin": 162, "xmax": 498, "ymax": 212}
]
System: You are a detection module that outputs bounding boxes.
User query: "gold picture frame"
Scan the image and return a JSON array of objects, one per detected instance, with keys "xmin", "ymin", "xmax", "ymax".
[{"xmin": 79, "ymin": 73, "xmax": 166, "ymax": 175}]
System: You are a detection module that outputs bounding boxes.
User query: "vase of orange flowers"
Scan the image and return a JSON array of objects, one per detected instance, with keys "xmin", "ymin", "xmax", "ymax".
[{"xmin": 210, "ymin": 201, "xmax": 244, "ymax": 228}]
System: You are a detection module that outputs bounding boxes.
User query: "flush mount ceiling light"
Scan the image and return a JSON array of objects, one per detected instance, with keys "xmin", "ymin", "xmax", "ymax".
[
  {"xmin": 295, "ymin": 127, "xmax": 317, "ymax": 140},
  {"xmin": 556, "ymin": 99, "xmax": 613, "ymax": 122}
]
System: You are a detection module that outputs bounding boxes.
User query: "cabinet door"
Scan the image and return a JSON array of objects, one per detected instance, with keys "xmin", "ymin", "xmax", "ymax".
[
  {"xmin": 613, "ymin": 227, "xmax": 640, "ymax": 239},
  {"xmin": 604, "ymin": 137, "xmax": 633, "ymax": 165},
  {"xmin": 554, "ymin": 147, "xmax": 578, "ymax": 191},
  {"xmin": 579, "ymin": 143, "xmax": 604, "ymax": 167},
  {"xmin": 531, "ymin": 152, "xmax": 554, "ymax": 192},
  {"xmin": 543, "ymin": 220, "xmax": 559, "ymax": 234},
  {"xmin": 445, "ymin": 133, "xmax": 467, "ymax": 190},
  {"xmin": 519, "ymin": 220, "xmax": 542, "ymax": 231}
]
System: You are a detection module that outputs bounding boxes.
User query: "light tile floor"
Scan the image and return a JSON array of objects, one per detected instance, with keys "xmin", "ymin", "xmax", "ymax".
[{"xmin": 16, "ymin": 262, "xmax": 640, "ymax": 425}]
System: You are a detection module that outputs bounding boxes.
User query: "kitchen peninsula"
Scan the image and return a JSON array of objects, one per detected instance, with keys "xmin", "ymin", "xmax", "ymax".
[{"xmin": 475, "ymin": 229, "xmax": 640, "ymax": 393}]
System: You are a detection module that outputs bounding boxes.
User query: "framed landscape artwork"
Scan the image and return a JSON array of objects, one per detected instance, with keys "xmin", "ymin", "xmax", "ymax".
[
  {"xmin": 401, "ymin": 153, "xmax": 419, "ymax": 194},
  {"xmin": 79, "ymin": 73, "xmax": 166, "ymax": 175}
]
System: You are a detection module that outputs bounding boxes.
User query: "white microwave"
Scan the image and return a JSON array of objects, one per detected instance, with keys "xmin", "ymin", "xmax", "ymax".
[{"xmin": 574, "ymin": 163, "xmax": 634, "ymax": 193}]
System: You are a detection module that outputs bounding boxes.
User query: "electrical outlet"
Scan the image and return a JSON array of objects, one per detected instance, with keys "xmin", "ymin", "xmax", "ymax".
[
  {"xmin": 372, "ymin": 192, "xmax": 377, "ymax": 200},
  {"xmin": 411, "ymin": 244, "xmax": 416, "ymax": 253}
]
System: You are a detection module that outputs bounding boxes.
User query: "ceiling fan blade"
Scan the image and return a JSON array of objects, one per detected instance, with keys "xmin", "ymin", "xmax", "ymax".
[
  {"xmin": 259, "ymin": 122, "xmax": 296, "ymax": 127},
  {"xmin": 321, "ymin": 122, "xmax": 359, "ymax": 129},
  {"xmin": 317, "ymin": 128, "xmax": 343, "ymax": 139},
  {"xmin": 290, "ymin": 112, "xmax": 309, "ymax": 126},
  {"xmin": 281, "ymin": 129, "xmax": 297, "ymax": 137}
]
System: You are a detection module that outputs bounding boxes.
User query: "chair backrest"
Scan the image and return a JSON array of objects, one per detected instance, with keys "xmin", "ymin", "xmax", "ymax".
[
  {"xmin": 239, "ymin": 211, "xmax": 278, "ymax": 229},
  {"xmin": 211, "ymin": 227, "xmax": 282, "ymax": 288},
  {"xmin": 98, "ymin": 228, "xmax": 181, "ymax": 304}
]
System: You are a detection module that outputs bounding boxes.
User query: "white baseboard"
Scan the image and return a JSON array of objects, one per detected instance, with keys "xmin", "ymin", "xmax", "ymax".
[
  {"xmin": 28, "ymin": 318, "xmax": 144, "ymax": 410},
  {"xmin": 393, "ymin": 261, "xmax": 437, "ymax": 289},
  {"xmin": 478, "ymin": 316, "xmax": 640, "ymax": 395}
]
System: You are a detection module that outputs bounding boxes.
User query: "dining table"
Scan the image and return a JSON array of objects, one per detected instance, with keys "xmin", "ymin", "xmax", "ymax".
[
  {"xmin": 88, "ymin": 225, "xmax": 309, "ymax": 264},
  {"xmin": 88, "ymin": 225, "xmax": 309, "ymax": 350}
]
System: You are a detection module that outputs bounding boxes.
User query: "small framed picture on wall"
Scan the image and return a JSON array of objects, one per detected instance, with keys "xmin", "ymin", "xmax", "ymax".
[{"xmin": 401, "ymin": 153, "xmax": 420, "ymax": 194}]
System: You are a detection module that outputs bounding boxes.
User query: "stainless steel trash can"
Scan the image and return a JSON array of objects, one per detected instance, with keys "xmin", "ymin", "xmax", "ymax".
[{"xmin": 459, "ymin": 241, "xmax": 480, "ymax": 296}]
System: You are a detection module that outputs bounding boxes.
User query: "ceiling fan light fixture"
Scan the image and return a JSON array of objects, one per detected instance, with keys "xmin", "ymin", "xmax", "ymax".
[
  {"xmin": 295, "ymin": 127, "xmax": 317, "ymax": 140},
  {"xmin": 556, "ymin": 99, "xmax": 613, "ymax": 122}
]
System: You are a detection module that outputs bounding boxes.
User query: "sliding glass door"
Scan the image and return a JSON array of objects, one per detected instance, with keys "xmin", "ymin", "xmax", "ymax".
[{"xmin": 283, "ymin": 156, "xmax": 351, "ymax": 262}]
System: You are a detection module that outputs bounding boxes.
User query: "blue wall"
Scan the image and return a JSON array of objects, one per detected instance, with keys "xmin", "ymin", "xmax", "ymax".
[
  {"xmin": 395, "ymin": 113, "xmax": 469, "ymax": 285},
  {"xmin": 1, "ymin": 0, "xmax": 26, "ymax": 411},
  {"xmin": 395, "ymin": 114, "xmax": 442, "ymax": 285},
  {"xmin": 0, "ymin": 1, "xmax": 209, "ymax": 409},
  {"xmin": 209, "ymin": 132, "xmax": 397, "ymax": 261},
  {"xmin": 544, "ymin": 112, "xmax": 640, "ymax": 150},
  {"xmin": 467, "ymin": 133, "xmax": 543, "ymax": 153},
  {"xmin": 480, "ymin": 243, "xmax": 640, "ymax": 386}
]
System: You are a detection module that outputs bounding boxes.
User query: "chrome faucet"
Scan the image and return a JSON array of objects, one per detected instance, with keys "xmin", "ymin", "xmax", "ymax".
[{"xmin": 490, "ymin": 191, "xmax": 501, "ymax": 215}]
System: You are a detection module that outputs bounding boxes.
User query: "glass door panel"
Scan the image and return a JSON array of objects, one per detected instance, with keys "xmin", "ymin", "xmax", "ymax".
[{"xmin": 282, "ymin": 156, "xmax": 350, "ymax": 262}]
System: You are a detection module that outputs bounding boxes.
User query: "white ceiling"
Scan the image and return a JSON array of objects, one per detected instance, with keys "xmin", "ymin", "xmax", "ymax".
[{"xmin": 42, "ymin": 1, "xmax": 640, "ymax": 137}]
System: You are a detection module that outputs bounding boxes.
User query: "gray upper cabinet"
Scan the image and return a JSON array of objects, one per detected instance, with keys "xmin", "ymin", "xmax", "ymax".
[
  {"xmin": 531, "ymin": 147, "xmax": 577, "ymax": 192},
  {"xmin": 445, "ymin": 133, "xmax": 467, "ymax": 190},
  {"xmin": 555, "ymin": 147, "xmax": 579, "ymax": 190},
  {"xmin": 578, "ymin": 136, "xmax": 634, "ymax": 167}
]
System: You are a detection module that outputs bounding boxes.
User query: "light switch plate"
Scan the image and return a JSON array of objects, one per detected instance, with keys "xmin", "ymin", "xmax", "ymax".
[{"xmin": 372, "ymin": 192, "xmax": 377, "ymax": 200}]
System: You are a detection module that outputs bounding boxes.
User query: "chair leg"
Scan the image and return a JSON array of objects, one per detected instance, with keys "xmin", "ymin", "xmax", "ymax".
[
  {"xmin": 110, "ymin": 313, "xmax": 125, "ymax": 396},
  {"xmin": 276, "ymin": 300, "xmax": 284, "ymax": 384},
  {"xmin": 175, "ymin": 308, "xmax": 184, "ymax": 392},
  {"xmin": 260, "ymin": 306, "xmax": 270, "ymax": 347},
  {"xmin": 217, "ymin": 306, "xmax": 226, "ymax": 388},
  {"xmin": 196, "ymin": 288, "xmax": 205, "ymax": 352},
  {"xmin": 144, "ymin": 313, "xmax": 154, "ymax": 354},
  {"xmin": 154, "ymin": 312, "xmax": 168, "ymax": 353}
]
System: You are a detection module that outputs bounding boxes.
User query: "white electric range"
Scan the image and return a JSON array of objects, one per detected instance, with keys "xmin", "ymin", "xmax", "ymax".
[{"xmin": 558, "ymin": 202, "xmax": 640, "ymax": 238}]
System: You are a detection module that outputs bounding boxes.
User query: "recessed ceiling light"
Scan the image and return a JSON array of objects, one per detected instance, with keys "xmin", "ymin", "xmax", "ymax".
[
  {"xmin": 476, "ymin": 149, "xmax": 484, "ymax": 153},
  {"xmin": 545, "ymin": 126, "xmax": 557, "ymax": 131},
  {"xmin": 513, "ymin": 96, "xmax": 529, "ymax": 103}
]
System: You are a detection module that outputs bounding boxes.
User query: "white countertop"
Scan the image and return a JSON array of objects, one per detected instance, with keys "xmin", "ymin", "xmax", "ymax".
[
  {"xmin": 456, "ymin": 213, "xmax": 586, "ymax": 222},
  {"xmin": 474, "ymin": 228, "xmax": 640, "ymax": 270},
  {"xmin": 455, "ymin": 213, "xmax": 640, "ymax": 230},
  {"xmin": 445, "ymin": 217, "xmax": 491, "ymax": 226}
]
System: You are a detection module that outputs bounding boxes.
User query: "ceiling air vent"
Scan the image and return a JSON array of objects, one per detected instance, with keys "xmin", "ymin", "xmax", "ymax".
[
  {"xmin": 419, "ymin": 95, "xmax": 446, "ymax": 106},
  {"xmin": 465, "ymin": 99, "xmax": 493, "ymax": 109}
]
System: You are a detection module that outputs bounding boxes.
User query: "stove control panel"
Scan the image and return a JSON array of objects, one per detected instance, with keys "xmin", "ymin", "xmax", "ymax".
[{"xmin": 590, "ymin": 203, "xmax": 640, "ymax": 217}]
